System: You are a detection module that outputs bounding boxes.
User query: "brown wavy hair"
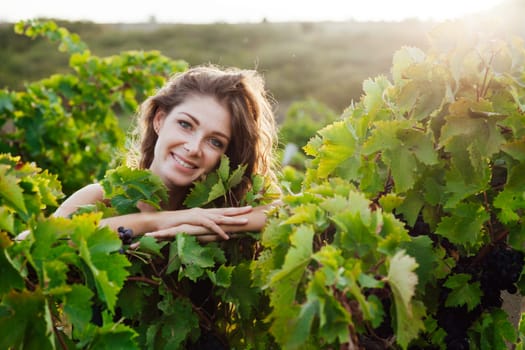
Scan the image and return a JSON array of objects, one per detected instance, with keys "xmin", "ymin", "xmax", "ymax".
[{"xmin": 127, "ymin": 65, "xmax": 278, "ymax": 207}]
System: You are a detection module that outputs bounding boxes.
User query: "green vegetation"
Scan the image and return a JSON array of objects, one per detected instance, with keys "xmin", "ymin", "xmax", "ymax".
[
  {"xmin": 1, "ymin": 18, "xmax": 525, "ymax": 350},
  {"xmin": 0, "ymin": 20, "xmax": 187, "ymax": 196},
  {"xmin": 0, "ymin": 19, "xmax": 440, "ymax": 114},
  {"xmin": 2, "ymin": 8, "xmax": 522, "ymax": 115}
]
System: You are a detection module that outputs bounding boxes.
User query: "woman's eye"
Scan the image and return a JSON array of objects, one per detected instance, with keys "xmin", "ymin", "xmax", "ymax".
[
  {"xmin": 178, "ymin": 120, "xmax": 191, "ymax": 129},
  {"xmin": 210, "ymin": 138, "xmax": 224, "ymax": 149}
]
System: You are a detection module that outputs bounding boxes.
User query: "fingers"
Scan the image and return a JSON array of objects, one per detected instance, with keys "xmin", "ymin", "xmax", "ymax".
[
  {"xmin": 200, "ymin": 221, "xmax": 230, "ymax": 240},
  {"xmin": 197, "ymin": 233, "xmax": 244, "ymax": 243},
  {"xmin": 142, "ymin": 230, "xmax": 246, "ymax": 243},
  {"xmin": 208, "ymin": 205, "xmax": 253, "ymax": 216},
  {"xmin": 214, "ymin": 215, "xmax": 248, "ymax": 225},
  {"xmin": 145, "ymin": 224, "xmax": 230, "ymax": 240}
]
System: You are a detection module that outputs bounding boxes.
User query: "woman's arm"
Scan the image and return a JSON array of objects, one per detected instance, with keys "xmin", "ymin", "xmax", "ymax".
[
  {"xmin": 53, "ymin": 183, "xmax": 105, "ymax": 218},
  {"xmin": 52, "ymin": 183, "xmax": 256, "ymax": 240},
  {"xmin": 145, "ymin": 201, "xmax": 281, "ymax": 241}
]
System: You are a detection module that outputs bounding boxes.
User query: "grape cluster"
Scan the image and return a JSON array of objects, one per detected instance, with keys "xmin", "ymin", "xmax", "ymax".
[
  {"xmin": 435, "ymin": 244, "xmax": 524, "ymax": 349},
  {"xmin": 480, "ymin": 244, "xmax": 524, "ymax": 308},
  {"xmin": 436, "ymin": 296, "xmax": 479, "ymax": 350},
  {"xmin": 188, "ymin": 332, "xmax": 228, "ymax": 350}
]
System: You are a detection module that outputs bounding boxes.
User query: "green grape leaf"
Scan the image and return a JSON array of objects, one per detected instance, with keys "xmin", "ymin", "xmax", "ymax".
[
  {"xmin": 88, "ymin": 324, "xmax": 139, "ymax": 350},
  {"xmin": 378, "ymin": 193, "xmax": 405, "ymax": 213},
  {"xmin": 443, "ymin": 273, "xmax": 481, "ymax": 311},
  {"xmin": 0, "ymin": 232, "xmax": 24, "ymax": 293},
  {"xmin": 285, "ymin": 298, "xmax": 318, "ymax": 349},
  {"xmin": 494, "ymin": 189, "xmax": 525, "ymax": 224},
  {"xmin": 207, "ymin": 181, "xmax": 226, "ymax": 203},
  {"xmin": 220, "ymin": 262, "xmax": 260, "ymax": 320},
  {"xmin": 303, "ymin": 134, "xmax": 322, "ymax": 157},
  {"xmin": 391, "ymin": 46, "xmax": 426, "ymax": 83},
  {"xmin": 172, "ymin": 234, "xmax": 225, "ymax": 282},
  {"xmin": 501, "ymin": 139, "xmax": 525, "ymax": 161},
  {"xmin": 435, "ymin": 203, "xmax": 489, "ymax": 246},
  {"xmin": 494, "ymin": 162, "xmax": 525, "ymax": 224},
  {"xmin": 400, "ymin": 235, "xmax": 438, "ymax": 288},
  {"xmin": 70, "ymin": 214, "xmax": 130, "ymax": 312},
  {"xmin": 330, "ymin": 192, "xmax": 381, "ymax": 257},
  {"xmin": 308, "ymin": 271, "xmax": 351, "ymax": 344},
  {"xmin": 387, "ymin": 251, "xmax": 418, "ymax": 314},
  {"xmin": 227, "ymin": 163, "xmax": 247, "ymax": 189},
  {"xmin": 30, "ymin": 217, "xmax": 77, "ymax": 285},
  {"xmin": 362, "ymin": 75, "xmax": 391, "ymax": 114},
  {"xmin": 517, "ymin": 313, "xmax": 525, "ymax": 350},
  {"xmin": 0, "ymin": 164, "xmax": 27, "ymax": 217},
  {"xmin": 63, "ymin": 284, "xmax": 95, "ymax": 332},
  {"xmin": 101, "ymin": 166, "xmax": 168, "ymax": 214},
  {"xmin": 284, "ymin": 203, "xmax": 322, "ymax": 225},
  {"xmin": 471, "ymin": 309, "xmax": 517, "ymax": 350},
  {"xmin": 184, "ymin": 172, "xmax": 221, "ymax": 208},
  {"xmin": 269, "ymin": 225, "xmax": 314, "ymax": 308},
  {"xmin": 395, "ymin": 190, "xmax": 424, "ymax": 227},
  {"xmin": 440, "ymin": 106, "xmax": 506, "ymax": 160},
  {"xmin": 0, "ymin": 289, "xmax": 54, "ymax": 350},
  {"xmin": 387, "ymin": 250, "xmax": 424, "ymax": 349},
  {"xmin": 207, "ymin": 264, "xmax": 233, "ymax": 288},
  {"xmin": 315, "ymin": 120, "xmax": 358, "ymax": 179},
  {"xmin": 183, "ymin": 180, "xmax": 212, "ymax": 208},
  {"xmin": 443, "ymin": 166, "xmax": 488, "ymax": 209},
  {"xmin": 363, "ymin": 120, "xmax": 419, "ymax": 192},
  {"xmin": 396, "ymin": 128, "xmax": 438, "ymax": 166},
  {"xmin": 217, "ymin": 154, "xmax": 230, "ymax": 181},
  {"xmin": 153, "ymin": 287, "xmax": 199, "ymax": 349},
  {"xmin": 138, "ymin": 235, "xmax": 167, "ymax": 258}
]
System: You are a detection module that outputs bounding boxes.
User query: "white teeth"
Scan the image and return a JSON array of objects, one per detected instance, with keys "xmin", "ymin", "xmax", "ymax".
[{"xmin": 174, "ymin": 155, "xmax": 196, "ymax": 169}]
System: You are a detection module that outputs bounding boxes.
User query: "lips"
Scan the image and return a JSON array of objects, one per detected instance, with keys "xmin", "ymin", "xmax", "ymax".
[{"xmin": 172, "ymin": 153, "xmax": 197, "ymax": 169}]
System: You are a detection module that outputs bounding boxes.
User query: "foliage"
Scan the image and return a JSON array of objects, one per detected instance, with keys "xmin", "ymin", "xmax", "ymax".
[
  {"xmin": 256, "ymin": 31, "xmax": 525, "ymax": 348},
  {"xmin": 2, "ymin": 19, "xmax": 525, "ymax": 350},
  {"xmin": 0, "ymin": 153, "xmax": 134, "ymax": 349},
  {"xmin": 279, "ymin": 98, "xmax": 338, "ymax": 148},
  {"xmin": 278, "ymin": 99, "xmax": 338, "ymax": 169},
  {"xmin": 0, "ymin": 19, "xmax": 436, "ymax": 112},
  {"xmin": 0, "ymin": 20, "xmax": 187, "ymax": 196},
  {"xmin": 0, "ymin": 153, "xmax": 278, "ymax": 349}
]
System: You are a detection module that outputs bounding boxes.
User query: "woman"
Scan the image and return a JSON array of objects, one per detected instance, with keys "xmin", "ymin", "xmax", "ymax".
[{"xmin": 53, "ymin": 65, "xmax": 280, "ymax": 242}]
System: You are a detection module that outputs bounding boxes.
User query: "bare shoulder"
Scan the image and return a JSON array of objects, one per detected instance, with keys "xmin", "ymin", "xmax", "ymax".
[{"xmin": 53, "ymin": 183, "xmax": 105, "ymax": 217}]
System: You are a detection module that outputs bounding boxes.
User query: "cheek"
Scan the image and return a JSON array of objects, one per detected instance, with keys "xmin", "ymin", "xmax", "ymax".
[{"xmin": 204, "ymin": 150, "xmax": 226, "ymax": 172}]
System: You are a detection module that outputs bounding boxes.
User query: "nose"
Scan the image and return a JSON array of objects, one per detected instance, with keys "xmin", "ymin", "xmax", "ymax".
[{"xmin": 184, "ymin": 136, "xmax": 202, "ymax": 156}]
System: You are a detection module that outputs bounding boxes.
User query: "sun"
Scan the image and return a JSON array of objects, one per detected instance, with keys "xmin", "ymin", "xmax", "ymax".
[{"xmin": 348, "ymin": 0, "xmax": 506, "ymax": 22}]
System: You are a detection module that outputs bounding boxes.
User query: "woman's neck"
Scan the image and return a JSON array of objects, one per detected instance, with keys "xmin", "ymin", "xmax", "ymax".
[{"xmin": 163, "ymin": 186, "xmax": 189, "ymax": 210}]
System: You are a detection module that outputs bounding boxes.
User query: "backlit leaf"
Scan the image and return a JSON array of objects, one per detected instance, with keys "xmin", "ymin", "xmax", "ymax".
[{"xmin": 387, "ymin": 251, "xmax": 424, "ymax": 349}]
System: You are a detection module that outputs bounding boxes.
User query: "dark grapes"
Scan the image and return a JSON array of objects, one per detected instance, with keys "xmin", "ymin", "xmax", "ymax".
[
  {"xmin": 480, "ymin": 244, "xmax": 524, "ymax": 307},
  {"xmin": 436, "ymin": 243, "xmax": 524, "ymax": 349}
]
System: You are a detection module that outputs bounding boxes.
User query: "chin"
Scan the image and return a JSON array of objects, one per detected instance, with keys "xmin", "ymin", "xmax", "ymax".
[{"xmin": 167, "ymin": 176, "xmax": 197, "ymax": 188}]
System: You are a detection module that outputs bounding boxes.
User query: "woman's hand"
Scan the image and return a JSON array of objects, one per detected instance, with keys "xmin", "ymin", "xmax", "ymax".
[
  {"xmin": 143, "ymin": 224, "xmax": 228, "ymax": 242},
  {"xmin": 150, "ymin": 206, "xmax": 253, "ymax": 240}
]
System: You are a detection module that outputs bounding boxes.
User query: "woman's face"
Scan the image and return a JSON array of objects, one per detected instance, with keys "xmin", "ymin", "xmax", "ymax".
[{"xmin": 149, "ymin": 94, "xmax": 231, "ymax": 188}]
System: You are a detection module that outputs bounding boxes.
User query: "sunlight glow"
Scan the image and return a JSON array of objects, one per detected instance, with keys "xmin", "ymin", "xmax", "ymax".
[{"xmin": 0, "ymin": 0, "xmax": 508, "ymax": 23}]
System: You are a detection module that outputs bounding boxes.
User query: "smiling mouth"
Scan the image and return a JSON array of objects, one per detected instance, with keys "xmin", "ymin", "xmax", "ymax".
[{"xmin": 173, "ymin": 153, "xmax": 197, "ymax": 169}]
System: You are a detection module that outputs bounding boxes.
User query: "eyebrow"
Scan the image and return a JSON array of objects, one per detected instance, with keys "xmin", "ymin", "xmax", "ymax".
[{"xmin": 181, "ymin": 112, "xmax": 231, "ymax": 141}]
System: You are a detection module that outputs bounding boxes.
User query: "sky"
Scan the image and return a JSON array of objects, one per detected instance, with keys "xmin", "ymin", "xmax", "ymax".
[{"xmin": 0, "ymin": 0, "xmax": 507, "ymax": 24}]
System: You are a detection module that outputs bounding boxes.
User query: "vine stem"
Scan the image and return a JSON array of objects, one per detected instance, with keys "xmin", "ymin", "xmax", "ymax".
[
  {"xmin": 49, "ymin": 303, "xmax": 68, "ymax": 350},
  {"xmin": 471, "ymin": 230, "xmax": 509, "ymax": 266},
  {"xmin": 482, "ymin": 191, "xmax": 495, "ymax": 242},
  {"xmin": 127, "ymin": 276, "xmax": 160, "ymax": 286},
  {"xmin": 478, "ymin": 51, "xmax": 495, "ymax": 101}
]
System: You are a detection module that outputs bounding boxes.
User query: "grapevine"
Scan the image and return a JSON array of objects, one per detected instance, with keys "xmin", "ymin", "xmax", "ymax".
[{"xmin": 1, "ymin": 20, "xmax": 525, "ymax": 350}]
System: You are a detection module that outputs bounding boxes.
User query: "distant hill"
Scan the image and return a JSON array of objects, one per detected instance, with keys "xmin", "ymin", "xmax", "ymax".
[{"xmin": 1, "ymin": 1, "xmax": 522, "ymax": 116}]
